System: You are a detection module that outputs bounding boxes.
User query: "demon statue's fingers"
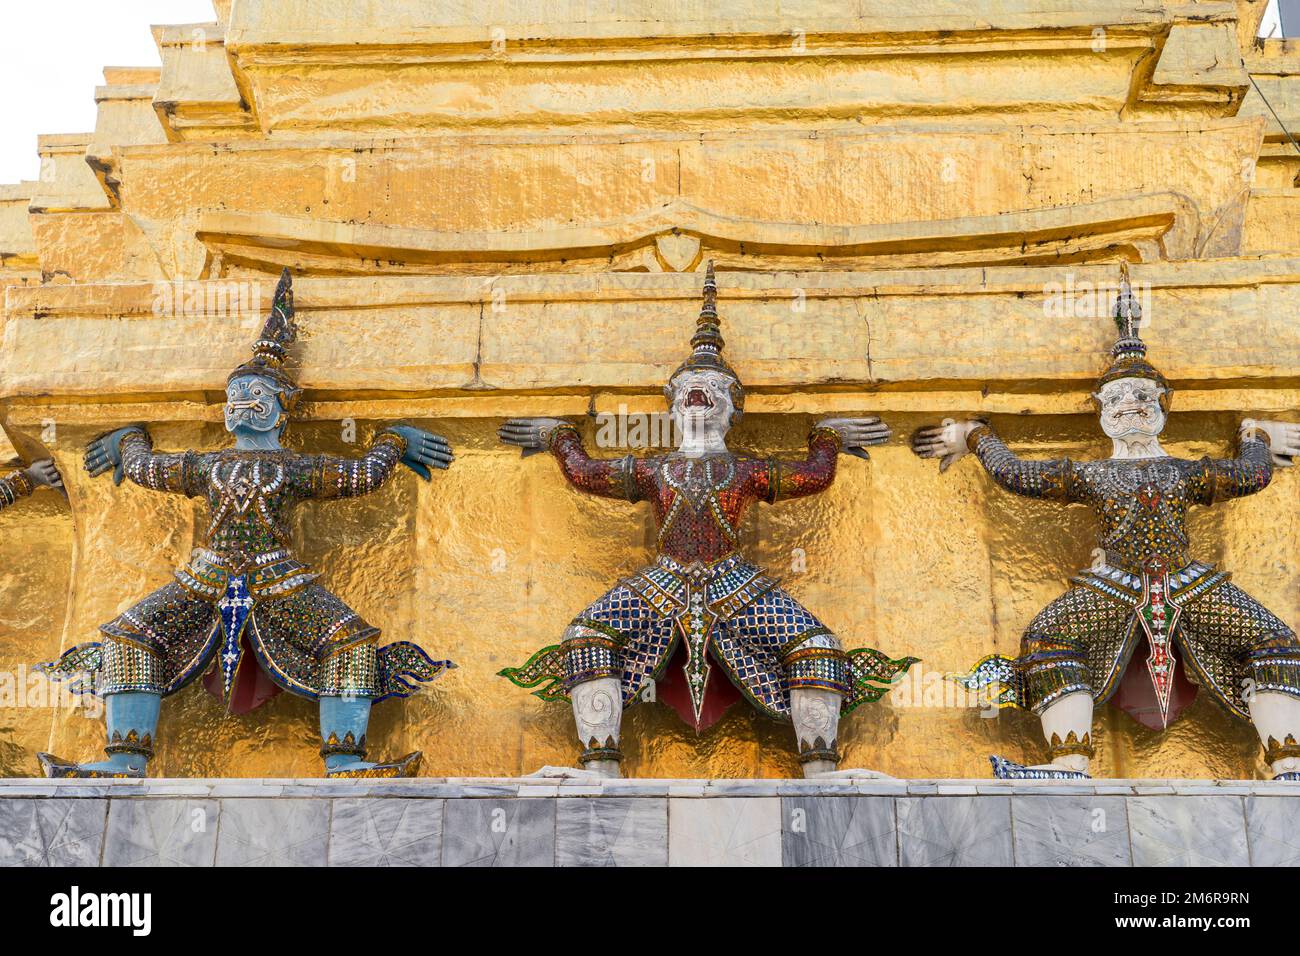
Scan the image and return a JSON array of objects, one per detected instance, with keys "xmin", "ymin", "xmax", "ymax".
[
  {"xmin": 419, "ymin": 436, "xmax": 455, "ymax": 469},
  {"xmin": 815, "ymin": 417, "xmax": 892, "ymax": 459},
  {"xmin": 84, "ymin": 449, "xmax": 109, "ymax": 476},
  {"xmin": 910, "ymin": 419, "xmax": 977, "ymax": 474},
  {"xmin": 385, "ymin": 425, "xmax": 454, "ymax": 480},
  {"xmin": 422, "ymin": 434, "xmax": 454, "ymax": 458},
  {"xmin": 85, "ymin": 426, "xmax": 145, "ymax": 485},
  {"xmin": 84, "ymin": 439, "xmax": 113, "ymax": 475},
  {"xmin": 498, "ymin": 418, "xmax": 570, "ymax": 454},
  {"xmin": 24, "ymin": 459, "xmax": 63, "ymax": 489},
  {"xmin": 1242, "ymin": 419, "xmax": 1300, "ymax": 466}
]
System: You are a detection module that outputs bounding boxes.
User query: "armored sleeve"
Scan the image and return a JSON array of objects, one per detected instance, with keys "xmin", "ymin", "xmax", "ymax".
[
  {"xmin": 120, "ymin": 430, "xmax": 207, "ymax": 497},
  {"xmin": 549, "ymin": 425, "xmax": 644, "ymax": 502},
  {"xmin": 1188, "ymin": 435, "xmax": 1273, "ymax": 504},
  {"xmin": 303, "ymin": 431, "xmax": 408, "ymax": 500},
  {"xmin": 0, "ymin": 469, "xmax": 34, "ymax": 510},
  {"xmin": 761, "ymin": 426, "xmax": 841, "ymax": 504},
  {"xmin": 967, "ymin": 424, "xmax": 1087, "ymax": 502}
]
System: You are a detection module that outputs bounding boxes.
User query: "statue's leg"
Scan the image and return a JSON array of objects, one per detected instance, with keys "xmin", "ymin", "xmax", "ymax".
[
  {"xmin": 547, "ymin": 581, "xmax": 664, "ymax": 777},
  {"xmin": 318, "ymin": 693, "xmax": 419, "ymax": 777},
  {"xmin": 320, "ymin": 693, "xmax": 370, "ymax": 772},
  {"xmin": 719, "ymin": 586, "xmax": 860, "ymax": 777},
  {"xmin": 252, "ymin": 585, "xmax": 421, "ymax": 778},
  {"xmin": 791, "ymin": 686, "xmax": 843, "ymax": 777},
  {"xmin": 1178, "ymin": 581, "xmax": 1300, "ymax": 778},
  {"xmin": 1037, "ymin": 690, "xmax": 1094, "ymax": 774},
  {"xmin": 989, "ymin": 586, "xmax": 1111, "ymax": 780},
  {"xmin": 39, "ymin": 690, "xmax": 161, "ymax": 778},
  {"xmin": 988, "ymin": 686, "xmax": 1094, "ymax": 780},
  {"xmin": 320, "ymin": 693, "xmax": 411, "ymax": 776},
  {"xmin": 572, "ymin": 676, "xmax": 623, "ymax": 778},
  {"xmin": 318, "ymin": 640, "xmax": 420, "ymax": 778},
  {"xmin": 38, "ymin": 634, "xmax": 165, "ymax": 778},
  {"xmin": 1249, "ymin": 691, "xmax": 1300, "ymax": 776}
]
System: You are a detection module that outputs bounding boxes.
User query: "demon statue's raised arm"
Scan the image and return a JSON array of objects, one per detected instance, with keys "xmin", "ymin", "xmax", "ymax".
[
  {"xmin": 37, "ymin": 270, "xmax": 456, "ymax": 778},
  {"xmin": 499, "ymin": 263, "xmax": 917, "ymax": 778},
  {"xmin": 0, "ymin": 458, "xmax": 62, "ymax": 509},
  {"xmin": 913, "ymin": 270, "xmax": 1300, "ymax": 780}
]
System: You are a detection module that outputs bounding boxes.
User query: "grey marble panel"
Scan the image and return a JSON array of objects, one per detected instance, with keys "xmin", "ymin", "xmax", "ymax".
[
  {"xmin": 1011, "ymin": 795, "xmax": 1130, "ymax": 867},
  {"xmin": 1128, "ymin": 795, "xmax": 1248, "ymax": 867},
  {"xmin": 213, "ymin": 798, "xmax": 329, "ymax": 866},
  {"xmin": 103, "ymin": 799, "xmax": 219, "ymax": 867},
  {"xmin": 442, "ymin": 798, "xmax": 556, "ymax": 867},
  {"xmin": 0, "ymin": 778, "xmax": 1287, "ymax": 798},
  {"xmin": 9, "ymin": 777, "xmax": 1291, "ymax": 868},
  {"xmin": 328, "ymin": 798, "xmax": 444, "ymax": 866},
  {"xmin": 668, "ymin": 797, "xmax": 781, "ymax": 866},
  {"xmin": 1244, "ymin": 796, "xmax": 1300, "ymax": 866},
  {"xmin": 555, "ymin": 797, "xmax": 667, "ymax": 866},
  {"xmin": 0, "ymin": 798, "xmax": 107, "ymax": 867},
  {"xmin": 781, "ymin": 797, "xmax": 897, "ymax": 867},
  {"xmin": 897, "ymin": 796, "xmax": 1013, "ymax": 866}
]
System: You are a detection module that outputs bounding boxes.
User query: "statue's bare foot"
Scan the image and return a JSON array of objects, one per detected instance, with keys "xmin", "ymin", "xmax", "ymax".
[
  {"xmin": 990, "ymin": 755, "xmax": 1090, "ymax": 780},
  {"xmin": 526, "ymin": 765, "xmax": 615, "ymax": 780},
  {"xmin": 37, "ymin": 752, "xmax": 145, "ymax": 779},
  {"xmin": 807, "ymin": 767, "xmax": 896, "ymax": 780},
  {"xmin": 325, "ymin": 752, "xmax": 422, "ymax": 778}
]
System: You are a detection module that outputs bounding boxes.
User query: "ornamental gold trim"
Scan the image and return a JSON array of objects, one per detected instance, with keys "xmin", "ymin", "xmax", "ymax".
[
  {"xmin": 1047, "ymin": 730, "xmax": 1094, "ymax": 761},
  {"xmin": 1265, "ymin": 734, "xmax": 1300, "ymax": 765}
]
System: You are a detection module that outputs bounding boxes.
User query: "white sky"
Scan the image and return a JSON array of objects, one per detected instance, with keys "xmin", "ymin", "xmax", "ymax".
[
  {"xmin": 0, "ymin": 0, "xmax": 216, "ymax": 184},
  {"xmin": 0, "ymin": 0, "xmax": 1289, "ymax": 185},
  {"xmin": 1261, "ymin": 0, "xmax": 1285, "ymax": 37}
]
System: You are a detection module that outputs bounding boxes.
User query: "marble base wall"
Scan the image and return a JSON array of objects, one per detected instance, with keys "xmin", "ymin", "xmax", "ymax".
[{"xmin": 2, "ymin": 778, "xmax": 1297, "ymax": 867}]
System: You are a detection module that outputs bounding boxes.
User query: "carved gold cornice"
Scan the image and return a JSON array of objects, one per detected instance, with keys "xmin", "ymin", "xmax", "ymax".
[{"xmin": 194, "ymin": 193, "xmax": 1199, "ymax": 276}]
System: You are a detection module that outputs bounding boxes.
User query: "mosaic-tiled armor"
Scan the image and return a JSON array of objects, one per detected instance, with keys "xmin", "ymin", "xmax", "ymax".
[
  {"xmin": 0, "ymin": 459, "xmax": 62, "ymax": 510},
  {"xmin": 38, "ymin": 271, "xmax": 455, "ymax": 778},
  {"xmin": 78, "ymin": 430, "xmax": 441, "ymax": 707},
  {"xmin": 961, "ymin": 426, "xmax": 1298, "ymax": 722},
  {"xmin": 501, "ymin": 264, "xmax": 917, "ymax": 777},
  {"xmin": 917, "ymin": 270, "xmax": 1300, "ymax": 780},
  {"xmin": 0, "ymin": 468, "xmax": 33, "ymax": 509}
]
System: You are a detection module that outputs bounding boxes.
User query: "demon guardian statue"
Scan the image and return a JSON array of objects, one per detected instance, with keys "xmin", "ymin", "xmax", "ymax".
[
  {"xmin": 500, "ymin": 264, "xmax": 917, "ymax": 778},
  {"xmin": 37, "ymin": 270, "xmax": 455, "ymax": 778},
  {"xmin": 913, "ymin": 271, "xmax": 1300, "ymax": 780}
]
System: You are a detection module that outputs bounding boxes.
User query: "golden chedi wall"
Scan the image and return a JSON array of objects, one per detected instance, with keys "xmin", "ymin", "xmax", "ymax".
[{"xmin": 2, "ymin": 0, "xmax": 1299, "ymax": 779}]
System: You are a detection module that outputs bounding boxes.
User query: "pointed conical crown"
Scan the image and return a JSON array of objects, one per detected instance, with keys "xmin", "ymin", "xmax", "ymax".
[
  {"xmin": 227, "ymin": 268, "xmax": 302, "ymax": 410},
  {"xmin": 671, "ymin": 261, "xmax": 741, "ymax": 384},
  {"xmin": 1096, "ymin": 263, "xmax": 1169, "ymax": 406}
]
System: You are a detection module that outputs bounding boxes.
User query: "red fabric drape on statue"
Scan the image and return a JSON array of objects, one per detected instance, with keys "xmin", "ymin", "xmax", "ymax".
[
  {"xmin": 202, "ymin": 634, "xmax": 283, "ymax": 714},
  {"xmin": 654, "ymin": 643, "xmax": 743, "ymax": 731}
]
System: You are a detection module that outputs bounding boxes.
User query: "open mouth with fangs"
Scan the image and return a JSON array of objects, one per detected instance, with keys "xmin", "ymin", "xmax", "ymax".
[{"xmin": 684, "ymin": 387, "xmax": 713, "ymax": 409}]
